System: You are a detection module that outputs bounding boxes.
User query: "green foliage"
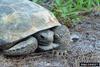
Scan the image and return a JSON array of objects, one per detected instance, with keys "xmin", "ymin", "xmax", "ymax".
[{"xmin": 32, "ymin": 0, "xmax": 100, "ymax": 26}]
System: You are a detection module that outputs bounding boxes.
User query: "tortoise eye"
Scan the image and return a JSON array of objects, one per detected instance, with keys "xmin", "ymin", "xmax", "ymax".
[{"xmin": 40, "ymin": 35, "xmax": 45, "ymax": 39}]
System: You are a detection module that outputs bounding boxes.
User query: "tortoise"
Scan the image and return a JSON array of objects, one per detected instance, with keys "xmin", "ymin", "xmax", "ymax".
[{"xmin": 0, "ymin": 0, "xmax": 70, "ymax": 55}]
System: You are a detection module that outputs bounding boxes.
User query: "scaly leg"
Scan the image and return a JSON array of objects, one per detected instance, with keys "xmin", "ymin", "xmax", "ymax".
[
  {"xmin": 52, "ymin": 25, "xmax": 71, "ymax": 51},
  {"xmin": 3, "ymin": 37, "xmax": 38, "ymax": 56}
]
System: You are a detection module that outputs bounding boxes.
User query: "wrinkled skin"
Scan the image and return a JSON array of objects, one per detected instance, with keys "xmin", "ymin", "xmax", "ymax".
[{"xmin": 3, "ymin": 25, "xmax": 70, "ymax": 55}]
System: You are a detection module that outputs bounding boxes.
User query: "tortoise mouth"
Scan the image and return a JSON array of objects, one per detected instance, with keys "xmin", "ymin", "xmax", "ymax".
[
  {"xmin": 38, "ymin": 39, "xmax": 54, "ymax": 46},
  {"xmin": 39, "ymin": 41, "xmax": 52, "ymax": 46}
]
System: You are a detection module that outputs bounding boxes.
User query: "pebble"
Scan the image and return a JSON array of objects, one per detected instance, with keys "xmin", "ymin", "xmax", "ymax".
[{"xmin": 70, "ymin": 33, "xmax": 80, "ymax": 42}]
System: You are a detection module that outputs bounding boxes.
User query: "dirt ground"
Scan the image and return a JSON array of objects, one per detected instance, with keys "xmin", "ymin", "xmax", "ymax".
[{"xmin": 0, "ymin": 8, "xmax": 100, "ymax": 67}]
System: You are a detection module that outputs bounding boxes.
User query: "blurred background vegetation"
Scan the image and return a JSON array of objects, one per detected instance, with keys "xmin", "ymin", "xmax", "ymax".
[{"xmin": 31, "ymin": 0, "xmax": 100, "ymax": 27}]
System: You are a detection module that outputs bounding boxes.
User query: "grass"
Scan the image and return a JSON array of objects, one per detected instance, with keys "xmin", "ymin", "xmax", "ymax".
[{"xmin": 32, "ymin": 0, "xmax": 100, "ymax": 27}]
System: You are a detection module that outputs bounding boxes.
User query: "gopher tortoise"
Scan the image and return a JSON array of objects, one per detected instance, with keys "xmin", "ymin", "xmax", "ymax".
[{"xmin": 0, "ymin": 0, "xmax": 70, "ymax": 55}]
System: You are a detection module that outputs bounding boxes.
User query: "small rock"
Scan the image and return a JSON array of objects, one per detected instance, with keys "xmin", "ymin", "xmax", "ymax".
[{"xmin": 70, "ymin": 33, "xmax": 80, "ymax": 42}]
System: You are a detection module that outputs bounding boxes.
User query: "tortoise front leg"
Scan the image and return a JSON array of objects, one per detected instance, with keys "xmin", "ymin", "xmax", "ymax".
[
  {"xmin": 52, "ymin": 25, "xmax": 71, "ymax": 51},
  {"xmin": 3, "ymin": 37, "xmax": 38, "ymax": 56}
]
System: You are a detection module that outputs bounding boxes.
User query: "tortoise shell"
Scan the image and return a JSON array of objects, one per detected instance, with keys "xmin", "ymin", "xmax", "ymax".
[{"xmin": 0, "ymin": 0, "xmax": 61, "ymax": 44}]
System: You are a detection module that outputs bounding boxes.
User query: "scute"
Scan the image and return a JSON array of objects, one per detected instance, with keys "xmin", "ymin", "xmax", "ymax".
[
  {"xmin": 0, "ymin": 0, "xmax": 61, "ymax": 43},
  {"xmin": 0, "ymin": 0, "xmax": 28, "ymax": 4},
  {"xmin": 0, "ymin": 6, "xmax": 14, "ymax": 17},
  {"xmin": 5, "ymin": 12, "xmax": 32, "ymax": 32},
  {"xmin": 13, "ymin": 3, "xmax": 37, "ymax": 13}
]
